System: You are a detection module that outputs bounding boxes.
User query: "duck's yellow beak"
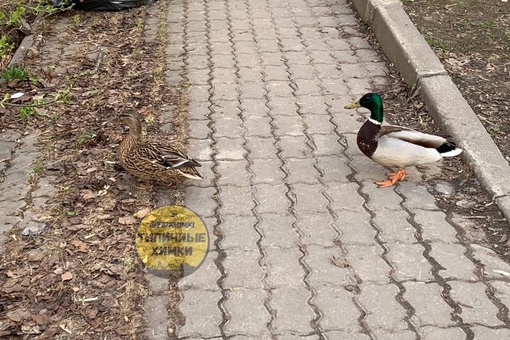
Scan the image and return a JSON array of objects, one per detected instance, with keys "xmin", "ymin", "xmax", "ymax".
[{"xmin": 344, "ymin": 100, "xmax": 361, "ymax": 109}]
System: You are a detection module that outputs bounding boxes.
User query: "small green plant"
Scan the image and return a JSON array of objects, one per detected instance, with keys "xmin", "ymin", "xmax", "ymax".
[
  {"xmin": 76, "ymin": 132, "xmax": 97, "ymax": 145},
  {"xmin": 6, "ymin": 5, "xmax": 25, "ymax": 25},
  {"xmin": 19, "ymin": 106, "xmax": 36, "ymax": 120},
  {"xmin": 0, "ymin": 35, "xmax": 15, "ymax": 57},
  {"xmin": 1, "ymin": 65, "xmax": 29, "ymax": 81},
  {"xmin": 73, "ymin": 14, "xmax": 80, "ymax": 24},
  {"xmin": 424, "ymin": 35, "xmax": 447, "ymax": 50},
  {"xmin": 55, "ymin": 88, "xmax": 73, "ymax": 104}
]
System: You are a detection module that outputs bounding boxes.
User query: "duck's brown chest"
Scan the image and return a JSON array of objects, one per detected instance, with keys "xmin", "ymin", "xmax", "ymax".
[{"xmin": 356, "ymin": 121, "xmax": 380, "ymax": 158}]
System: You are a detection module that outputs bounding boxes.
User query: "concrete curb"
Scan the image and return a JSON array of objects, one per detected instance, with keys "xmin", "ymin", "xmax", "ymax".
[{"xmin": 351, "ymin": 0, "xmax": 510, "ymax": 225}]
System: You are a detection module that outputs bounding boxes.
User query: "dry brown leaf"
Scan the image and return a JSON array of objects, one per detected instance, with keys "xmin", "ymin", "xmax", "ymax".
[
  {"xmin": 118, "ymin": 215, "xmax": 137, "ymax": 225},
  {"xmin": 61, "ymin": 272, "xmax": 73, "ymax": 282},
  {"xmin": 134, "ymin": 207, "xmax": 151, "ymax": 219},
  {"xmin": 332, "ymin": 256, "xmax": 350, "ymax": 268},
  {"xmin": 80, "ymin": 189, "xmax": 96, "ymax": 200},
  {"xmin": 28, "ymin": 250, "xmax": 45, "ymax": 262},
  {"xmin": 70, "ymin": 239, "xmax": 89, "ymax": 252}
]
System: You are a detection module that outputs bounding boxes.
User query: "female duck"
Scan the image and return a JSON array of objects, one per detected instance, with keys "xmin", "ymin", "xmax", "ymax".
[
  {"xmin": 344, "ymin": 93, "xmax": 462, "ymax": 187},
  {"xmin": 116, "ymin": 112, "xmax": 202, "ymax": 183}
]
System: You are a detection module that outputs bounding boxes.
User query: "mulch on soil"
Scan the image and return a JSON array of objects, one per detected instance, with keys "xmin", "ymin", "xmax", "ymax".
[
  {"xmin": 1, "ymin": 2, "xmax": 186, "ymax": 338},
  {"xmin": 403, "ymin": 0, "xmax": 510, "ymax": 164}
]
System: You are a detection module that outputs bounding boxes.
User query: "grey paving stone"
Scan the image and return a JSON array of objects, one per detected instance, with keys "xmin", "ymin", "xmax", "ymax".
[
  {"xmin": 449, "ymin": 281, "xmax": 503, "ymax": 327},
  {"xmin": 295, "ymin": 96, "xmax": 327, "ymax": 115},
  {"xmin": 246, "ymin": 137, "xmax": 278, "ymax": 159},
  {"xmin": 471, "ymin": 326, "xmax": 510, "ymax": 339},
  {"xmin": 260, "ymin": 52, "xmax": 285, "ymax": 67},
  {"xmin": 420, "ymin": 326, "xmax": 465, "ymax": 340},
  {"xmin": 311, "ymin": 134, "xmax": 342, "ymax": 156},
  {"xmin": 217, "ymin": 160, "xmax": 250, "ymax": 187},
  {"xmin": 210, "ymin": 68, "xmax": 237, "ymax": 85},
  {"xmin": 224, "ymin": 289, "xmax": 271, "ymax": 335},
  {"xmin": 345, "ymin": 244, "xmax": 390, "ymax": 283},
  {"xmin": 374, "ymin": 210, "xmax": 416, "ymax": 244},
  {"xmin": 188, "ymin": 84, "xmax": 210, "ymax": 103},
  {"xmin": 185, "ymin": 186, "xmax": 217, "ymax": 218},
  {"xmin": 295, "ymin": 213, "xmax": 338, "ymax": 247},
  {"xmin": 263, "ymin": 65, "xmax": 290, "ymax": 81},
  {"xmin": 314, "ymin": 285, "xmax": 360, "ymax": 332},
  {"xmin": 471, "ymin": 244, "xmax": 510, "ymax": 280},
  {"xmin": 305, "ymin": 245, "xmax": 350, "ymax": 286},
  {"xmin": 238, "ymin": 66, "xmax": 264, "ymax": 82},
  {"xmin": 219, "ymin": 215, "xmax": 259, "ymax": 251},
  {"xmin": 212, "ymin": 82, "xmax": 238, "ymax": 102},
  {"xmin": 268, "ymin": 97, "xmax": 299, "ymax": 116},
  {"xmin": 214, "ymin": 116, "xmax": 244, "ymax": 138},
  {"xmin": 293, "ymin": 183, "xmax": 329, "ymax": 214},
  {"xmin": 316, "ymin": 155, "xmax": 351, "ymax": 183},
  {"xmin": 266, "ymin": 247, "xmax": 305, "ymax": 288},
  {"xmin": 188, "ymin": 119, "xmax": 211, "ymax": 139},
  {"xmin": 293, "ymin": 79, "xmax": 322, "ymax": 96},
  {"xmin": 144, "ymin": 295, "xmax": 169, "ymax": 340},
  {"xmin": 403, "ymin": 282, "xmax": 455, "ymax": 327},
  {"xmin": 251, "ymin": 158, "xmax": 283, "ymax": 184},
  {"xmin": 244, "ymin": 116, "xmax": 273, "ymax": 138},
  {"xmin": 178, "ymin": 253, "xmax": 220, "ymax": 291},
  {"xmin": 362, "ymin": 181, "xmax": 404, "ymax": 211},
  {"xmin": 270, "ymin": 287, "xmax": 316, "ymax": 334},
  {"xmin": 334, "ymin": 210, "xmax": 375, "ymax": 245},
  {"xmin": 428, "ymin": 242, "xmax": 477, "ymax": 281},
  {"xmin": 414, "ymin": 209, "xmax": 458, "ymax": 243},
  {"xmin": 285, "ymin": 50, "xmax": 310, "ymax": 65},
  {"xmin": 258, "ymin": 213, "xmax": 298, "ymax": 249},
  {"xmin": 219, "ymin": 185, "xmax": 255, "ymax": 216},
  {"xmin": 273, "ymin": 116, "xmax": 304, "ymax": 136},
  {"xmin": 358, "ymin": 283, "xmax": 409, "ymax": 332},
  {"xmin": 215, "ymin": 138, "xmax": 247, "ymax": 160},
  {"xmin": 322, "ymin": 331, "xmax": 371, "ymax": 340},
  {"xmin": 265, "ymin": 81, "xmax": 295, "ymax": 98},
  {"xmin": 223, "ymin": 249, "xmax": 264, "ymax": 289},
  {"xmin": 398, "ymin": 183, "xmax": 439, "ymax": 211},
  {"xmin": 370, "ymin": 330, "xmax": 416, "ymax": 340},
  {"xmin": 240, "ymin": 98, "xmax": 269, "ymax": 117},
  {"xmin": 278, "ymin": 136, "xmax": 310, "ymax": 159},
  {"xmin": 489, "ymin": 280, "xmax": 510, "ymax": 310},
  {"xmin": 178, "ymin": 289, "xmax": 223, "ymax": 338},
  {"xmin": 239, "ymin": 82, "xmax": 266, "ymax": 100},
  {"xmin": 304, "ymin": 116, "xmax": 335, "ymax": 135},
  {"xmin": 237, "ymin": 53, "xmax": 261, "ymax": 68},
  {"xmin": 289, "ymin": 64, "xmax": 316, "ymax": 79},
  {"xmin": 387, "ymin": 243, "xmax": 433, "ymax": 281},
  {"xmin": 254, "ymin": 183, "xmax": 290, "ymax": 214},
  {"xmin": 326, "ymin": 182, "xmax": 365, "ymax": 212},
  {"xmin": 187, "ymin": 138, "xmax": 213, "ymax": 162},
  {"xmin": 284, "ymin": 157, "xmax": 318, "ymax": 184},
  {"xmin": 189, "ymin": 101, "xmax": 211, "ymax": 121}
]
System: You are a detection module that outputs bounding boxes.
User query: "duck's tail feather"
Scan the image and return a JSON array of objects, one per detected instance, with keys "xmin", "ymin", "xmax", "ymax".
[{"xmin": 436, "ymin": 141, "xmax": 462, "ymax": 157}]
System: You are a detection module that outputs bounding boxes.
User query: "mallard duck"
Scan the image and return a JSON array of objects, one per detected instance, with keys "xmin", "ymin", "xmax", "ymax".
[
  {"xmin": 344, "ymin": 93, "xmax": 462, "ymax": 187},
  {"xmin": 116, "ymin": 112, "xmax": 203, "ymax": 183}
]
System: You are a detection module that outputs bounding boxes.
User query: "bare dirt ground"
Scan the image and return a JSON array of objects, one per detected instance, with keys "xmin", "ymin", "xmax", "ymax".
[
  {"xmin": 403, "ymin": 0, "xmax": 510, "ymax": 164},
  {"xmin": 0, "ymin": 1, "xmax": 509, "ymax": 339},
  {"xmin": 0, "ymin": 2, "xmax": 188, "ymax": 338}
]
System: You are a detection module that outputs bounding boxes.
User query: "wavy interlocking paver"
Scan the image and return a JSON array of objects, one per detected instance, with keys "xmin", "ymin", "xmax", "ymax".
[{"xmin": 160, "ymin": 0, "xmax": 510, "ymax": 339}]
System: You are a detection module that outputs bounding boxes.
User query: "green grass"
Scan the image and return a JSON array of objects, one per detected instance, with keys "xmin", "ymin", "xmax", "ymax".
[
  {"xmin": 1, "ymin": 65, "xmax": 29, "ymax": 80},
  {"xmin": 424, "ymin": 35, "xmax": 448, "ymax": 50}
]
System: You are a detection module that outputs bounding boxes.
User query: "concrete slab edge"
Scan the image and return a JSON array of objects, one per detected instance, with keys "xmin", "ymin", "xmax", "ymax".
[
  {"xmin": 351, "ymin": 0, "xmax": 510, "ymax": 225},
  {"xmin": 0, "ymin": 34, "xmax": 34, "ymax": 85}
]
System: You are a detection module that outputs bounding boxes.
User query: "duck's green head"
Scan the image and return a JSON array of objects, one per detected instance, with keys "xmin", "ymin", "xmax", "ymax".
[{"xmin": 344, "ymin": 93, "xmax": 384, "ymax": 124}]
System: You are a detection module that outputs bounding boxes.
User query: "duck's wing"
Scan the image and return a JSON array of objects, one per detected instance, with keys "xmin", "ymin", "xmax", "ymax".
[
  {"xmin": 135, "ymin": 143, "xmax": 201, "ymax": 170},
  {"xmin": 379, "ymin": 125, "xmax": 447, "ymax": 149}
]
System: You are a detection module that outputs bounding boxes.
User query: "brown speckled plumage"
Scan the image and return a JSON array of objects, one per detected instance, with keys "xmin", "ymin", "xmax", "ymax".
[{"xmin": 117, "ymin": 112, "xmax": 202, "ymax": 183}]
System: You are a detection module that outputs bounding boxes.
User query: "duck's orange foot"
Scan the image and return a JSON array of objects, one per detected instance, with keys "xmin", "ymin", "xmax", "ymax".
[{"xmin": 376, "ymin": 168, "xmax": 406, "ymax": 187}]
